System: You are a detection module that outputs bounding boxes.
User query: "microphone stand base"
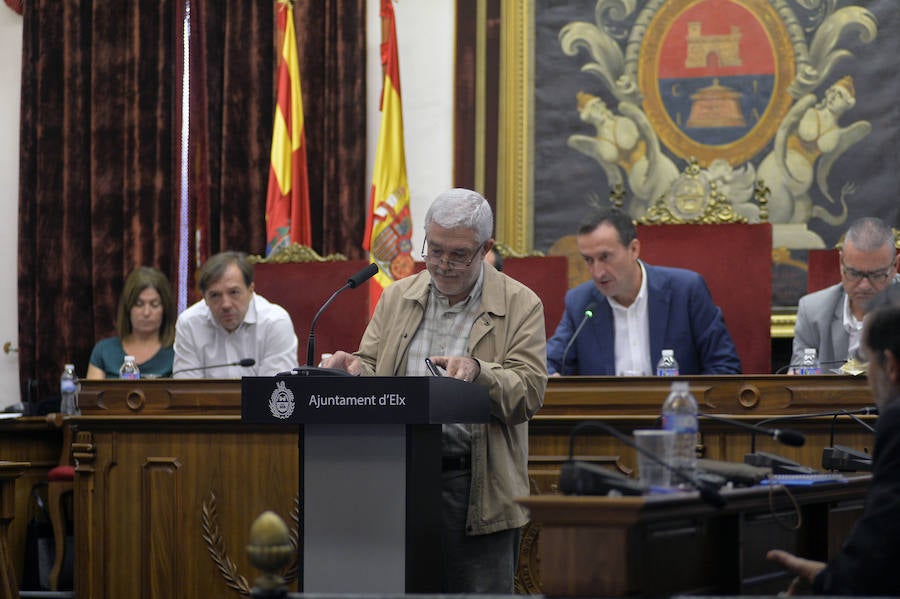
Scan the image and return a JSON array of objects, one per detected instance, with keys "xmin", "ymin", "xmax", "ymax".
[{"xmin": 278, "ymin": 366, "xmax": 352, "ymax": 377}]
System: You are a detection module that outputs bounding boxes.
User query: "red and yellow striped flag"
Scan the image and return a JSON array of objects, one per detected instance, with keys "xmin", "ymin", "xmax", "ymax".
[
  {"xmin": 364, "ymin": 0, "xmax": 414, "ymax": 309},
  {"xmin": 266, "ymin": 0, "xmax": 311, "ymax": 256}
]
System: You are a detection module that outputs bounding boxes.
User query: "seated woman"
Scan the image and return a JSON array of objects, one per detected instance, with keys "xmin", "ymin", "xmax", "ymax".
[{"xmin": 86, "ymin": 267, "xmax": 176, "ymax": 379}]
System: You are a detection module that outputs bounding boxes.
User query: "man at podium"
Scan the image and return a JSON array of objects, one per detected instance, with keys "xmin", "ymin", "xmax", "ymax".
[
  {"xmin": 768, "ymin": 284, "xmax": 900, "ymax": 595},
  {"xmin": 323, "ymin": 188, "xmax": 548, "ymax": 593}
]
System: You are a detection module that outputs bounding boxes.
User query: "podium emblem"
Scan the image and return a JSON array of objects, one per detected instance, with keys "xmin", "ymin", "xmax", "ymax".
[{"xmin": 268, "ymin": 380, "xmax": 296, "ymax": 419}]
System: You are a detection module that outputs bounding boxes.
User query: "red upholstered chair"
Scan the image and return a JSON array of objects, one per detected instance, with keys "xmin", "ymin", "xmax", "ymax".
[
  {"xmin": 254, "ymin": 260, "xmax": 373, "ymax": 365},
  {"xmin": 807, "ymin": 248, "xmax": 841, "ymax": 294},
  {"xmin": 414, "ymin": 255, "xmax": 568, "ymax": 340},
  {"xmin": 501, "ymin": 256, "xmax": 568, "ymax": 340},
  {"xmin": 636, "ymin": 223, "xmax": 773, "ymax": 374},
  {"xmin": 47, "ymin": 420, "xmax": 74, "ymax": 591}
]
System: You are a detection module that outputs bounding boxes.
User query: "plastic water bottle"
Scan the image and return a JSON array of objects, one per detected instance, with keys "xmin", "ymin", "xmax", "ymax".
[
  {"xmin": 60, "ymin": 363, "xmax": 80, "ymax": 415},
  {"xmin": 662, "ymin": 381, "xmax": 698, "ymax": 486},
  {"xmin": 656, "ymin": 349, "xmax": 679, "ymax": 376},
  {"xmin": 799, "ymin": 348, "xmax": 821, "ymax": 375},
  {"xmin": 119, "ymin": 355, "xmax": 140, "ymax": 380}
]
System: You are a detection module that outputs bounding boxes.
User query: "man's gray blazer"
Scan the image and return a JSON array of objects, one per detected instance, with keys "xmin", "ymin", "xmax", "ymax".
[
  {"xmin": 791, "ymin": 283, "xmax": 848, "ymax": 368},
  {"xmin": 792, "ymin": 275, "xmax": 900, "ymax": 368}
]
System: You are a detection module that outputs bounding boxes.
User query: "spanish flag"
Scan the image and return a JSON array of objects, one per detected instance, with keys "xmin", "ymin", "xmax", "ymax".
[
  {"xmin": 364, "ymin": 0, "xmax": 414, "ymax": 309},
  {"xmin": 265, "ymin": 0, "xmax": 311, "ymax": 256}
]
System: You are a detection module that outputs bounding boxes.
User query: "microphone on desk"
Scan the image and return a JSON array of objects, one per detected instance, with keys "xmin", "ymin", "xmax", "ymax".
[
  {"xmin": 822, "ymin": 407, "xmax": 877, "ymax": 472},
  {"xmin": 743, "ymin": 407, "xmax": 876, "ymax": 474},
  {"xmin": 172, "ymin": 358, "xmax": 256, "ymax": 376},
  {"xmin": 559, "ymin": 302, "xmax": 598, "ymax": 375},
  {"xmin": 698, "ymin": 412, "xmax": 806, "ymax": 447},
  {"xmin": 280, "ymin": 263, "xmax": 379, "ymax": 377},
  {"xmin": 697, "ymin": 412, "xmax": 814, "ymax": 474},
  {"xmin": 749, "ymin": 407, "xmax": 877, "ymax": 453},
  {"xmin": 559, "ymin": 420, "xmax": 726, "ymax": 508}
]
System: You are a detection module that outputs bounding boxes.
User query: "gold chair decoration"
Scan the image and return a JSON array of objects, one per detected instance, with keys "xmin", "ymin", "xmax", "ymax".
[
  {"xmin": 247, "ymin": 244, "xmax": 347, "ymax": 264},
  {"xmin": 637, "ymin": 158, "xmax": 770, "ymax": 225}
]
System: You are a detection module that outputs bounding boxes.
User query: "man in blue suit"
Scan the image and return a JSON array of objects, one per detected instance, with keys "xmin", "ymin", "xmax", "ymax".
[{"xmin": 547, "ymin": 207, "xmax": 741, "ymax": 375}]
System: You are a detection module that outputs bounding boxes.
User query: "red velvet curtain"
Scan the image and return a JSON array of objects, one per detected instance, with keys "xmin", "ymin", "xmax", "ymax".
[
  {"xmin": 18, "ymin": 0, "xmax": 179, "ymax": 402},
  {"xmin": 18, "ymin": 0, "xmax": 366, "ymax": 402}
]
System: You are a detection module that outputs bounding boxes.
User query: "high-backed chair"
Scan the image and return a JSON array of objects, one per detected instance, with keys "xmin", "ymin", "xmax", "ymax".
[
  {"xmin": 636, "ymin": 223, "xmax": 773, "ymax": 374},
  {"xmin": 413, "ymin": 254, "xmax": 568, "ymax": 340},
  {"xmin": 807, "ymin": 248, "xmax": 841, "ymax": 294},
  {"xmin": 254, "ymin": 259, "xmax": 373, "ymax": 365},
  {"xmin": 493, "ymin": 255, "xmax": 568, "ymax": 340},
  {"xmin": 46, "ymin": 419, "xmax": 74, "ymax": 591}
]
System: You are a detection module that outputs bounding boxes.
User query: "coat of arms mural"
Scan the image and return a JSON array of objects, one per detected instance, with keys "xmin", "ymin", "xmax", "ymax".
[{"xmin": 533, "ymin": 0, "xmax": 894, "ymax": 257}]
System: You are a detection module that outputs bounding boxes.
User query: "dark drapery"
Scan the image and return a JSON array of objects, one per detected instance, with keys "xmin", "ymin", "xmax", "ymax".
[
  {"xmin": 18, "ymin": 0, "xmax": 178, "ymax": 402},
  {"xmin": 18, "ymin": 0, "xmax": 367, "ymax": 401},
  {"xmin": 295, "ymin": 0, "xmax": 367, "ymax": 258}
]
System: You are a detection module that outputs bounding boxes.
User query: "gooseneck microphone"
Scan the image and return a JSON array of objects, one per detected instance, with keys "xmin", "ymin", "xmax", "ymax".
[
  {"xmin": 559, "ymin": 302, "xmax": 598, "ymax": 375},
  {"xmin": 172, "ymin": 358, "xmax": 256, "ymax": 376},
  {"xmin": 749, "ymin": 407, "xmax": 877, "ymax": 453},
  {"xmin": 698, "ymin": 412, "xmax": 806, "ymax": 447},
  {"xmin": 822, "ymin": 407, "xmax": 876, "ymax": 472},
  {"xmin": 560, "ymin": 420, "xmax": 726, "ymax": 508},
  {"xmin": 305, "ymin": 263, "xmax": 379, "ymax": 368}
]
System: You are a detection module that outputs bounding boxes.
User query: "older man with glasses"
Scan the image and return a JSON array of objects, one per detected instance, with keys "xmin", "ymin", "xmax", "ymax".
[
  {"xmin": 792, "ymin": 216, "xmax": 899, "ymax": 369},
  {"xmin": 322, "ymin": 188, "xmax": 547, "ymax": 593}
]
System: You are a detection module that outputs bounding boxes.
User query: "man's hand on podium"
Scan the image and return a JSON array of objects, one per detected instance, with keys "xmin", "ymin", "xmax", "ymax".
[
  {"xmin": 429, "ymin": 355, "xmax": 480, "ymax": 383},
  {"xmin": 319, "ymin": 350, "xmax": 363, "ymax": 375}
]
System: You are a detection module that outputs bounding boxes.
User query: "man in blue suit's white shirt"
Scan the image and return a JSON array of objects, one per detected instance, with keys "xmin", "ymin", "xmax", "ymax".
[{"xmin": 546, "ymin": 207, "xmax": 741, "ymax": 376}]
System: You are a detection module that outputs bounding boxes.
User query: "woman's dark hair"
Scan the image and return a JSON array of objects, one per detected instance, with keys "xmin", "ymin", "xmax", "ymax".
[{"xmin": 116, "ymin": 267, "xmax": 176, "ymax": 346}]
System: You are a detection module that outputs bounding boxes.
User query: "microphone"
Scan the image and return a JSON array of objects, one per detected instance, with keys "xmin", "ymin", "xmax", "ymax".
[
  {"xmin": 774, "ymin": 359, "xmax": 854, "ymax": 375},
  {"xmin": 560, "ymin": 420, "xmax": 726, "ymax": 508},
  {"xmin": 749, "ymin": 407, "xmax": 877, "ymax": 453},
  {"xmin": 698, "ymin": 412, "xmax": 806, "ymax": 447},
  {"xmin": 822, "ymin": 408, "xmax": 876, "ymax": 472},
  {"xmin": 305, "ymin": 263, "xmax": 379, "ymax": 368},
  {"xmin": 172, "ymin": 358, "xmax": 256, "ymax": 376},
  {"xmin": 559, "ymin": 302, "xmax": 598, "ymax": 375}
]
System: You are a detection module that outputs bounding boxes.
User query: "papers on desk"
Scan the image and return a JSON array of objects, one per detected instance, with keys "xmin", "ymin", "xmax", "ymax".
[
  {"xmin": 0, "ymin": 412, "xmax": 22, "ymax": 420},
  {"xmin": 761, "ymin": 473, "xmax": 848, "ymax": 486}
]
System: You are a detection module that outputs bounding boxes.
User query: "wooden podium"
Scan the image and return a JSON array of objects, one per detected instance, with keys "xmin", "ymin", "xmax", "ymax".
[{"xmin": 241, "ymin": 375, "xmax": 489, "ymax": 593}]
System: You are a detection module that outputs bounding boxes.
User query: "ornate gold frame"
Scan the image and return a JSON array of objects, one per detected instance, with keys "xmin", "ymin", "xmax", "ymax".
[{"xmin": 496, "ymin": 0, "xmax": 533, "ymax": 253}]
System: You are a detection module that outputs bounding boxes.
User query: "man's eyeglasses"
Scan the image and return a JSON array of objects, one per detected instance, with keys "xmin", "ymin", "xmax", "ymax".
[
  {"xmin": 421, "ymin": 239, "xmax": 483, "ymax": 270},
  {"xmin": 841, "ymin": 258, "xmax": 896, "ymax": 284}
]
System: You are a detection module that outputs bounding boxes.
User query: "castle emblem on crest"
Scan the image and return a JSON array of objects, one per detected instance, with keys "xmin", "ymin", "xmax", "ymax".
[{"xmin": 268, "ymin": 380, "xmax": 295, "ymax": 420}]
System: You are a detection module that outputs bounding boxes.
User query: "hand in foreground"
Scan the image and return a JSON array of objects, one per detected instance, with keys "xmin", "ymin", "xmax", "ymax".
[
  {"xmin": 319, "ymin": 350, "xmax": 364, "ymax": 375},
  {"xmin": 430, "ymin": 355, "xmax": 480, "ymax": 383},
  {"xmin": 766, "ymin": 549, "xmax": 826, "ymax": 596}
]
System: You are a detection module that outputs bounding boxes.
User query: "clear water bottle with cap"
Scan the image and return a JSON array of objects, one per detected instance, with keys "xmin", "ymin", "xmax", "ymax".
[
  {"xmin": 119, "ymin": 355, "xmax": 141, "ymax": 380},
  {"xmin": 662, "ymin": 381, "xmax": 698, "ymax": 485},
  {"xmin": 656, "ymin": 349, "xmax": 679, "ymax": 376},
  {"xmin": 799, "ymin": 348, "xmax": 821, "ymax": 375},
  {"xmin": 60, "ymin": 363, "xmax": 80, "ymax": 415}
]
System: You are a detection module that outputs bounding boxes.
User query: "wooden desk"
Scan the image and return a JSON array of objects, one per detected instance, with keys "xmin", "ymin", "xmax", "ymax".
[
  {"xmin": 75, "ymin": 380, "xmax": 298, "ymax": 599},
  {"xmin": 73, "ymin": 376, "xmax": 874, "ymax": 598},
  {"xmin": 0, "ymin": 418, "xmax": 62, "ymax": 587},
  {"xmin": 530, "ymin": 375, "xmax": 874, "ymax": 492},
  {"xmin": 519, "ymin": 476, "xmax": 869, "ymax": 597},
  {"xmin": 0, "ymin": 461, "xmax": 27, "ymax": 599}
]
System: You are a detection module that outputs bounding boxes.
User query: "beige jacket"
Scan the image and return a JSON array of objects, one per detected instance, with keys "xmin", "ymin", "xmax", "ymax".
[{"xmin": 354, "ymin": 265, "xmax": 547, "ymax": 534}]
